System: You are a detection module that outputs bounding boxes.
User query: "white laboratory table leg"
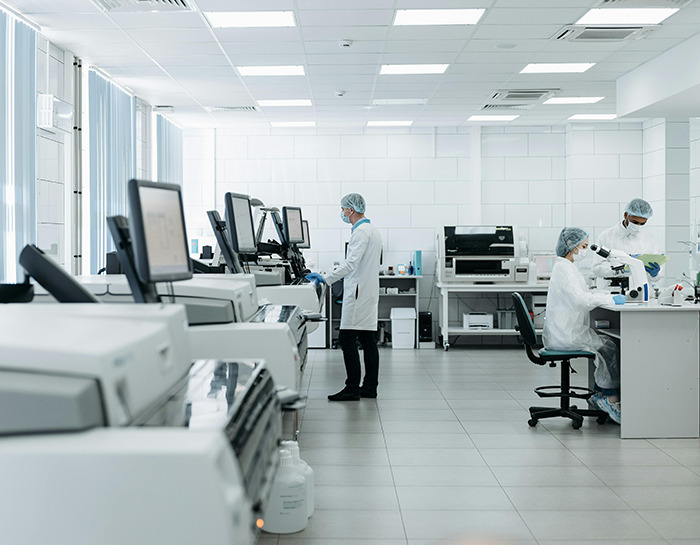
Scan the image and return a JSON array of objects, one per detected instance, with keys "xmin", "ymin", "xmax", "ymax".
[{"xmin": 620, "ymin": 310, "xmax": 700, "ymax": 439}]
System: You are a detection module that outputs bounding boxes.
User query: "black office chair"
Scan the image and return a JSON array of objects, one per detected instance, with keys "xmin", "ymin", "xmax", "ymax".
[{"xmin": 512, "ymin": 292, "xmax": 608, "ymax": 429}]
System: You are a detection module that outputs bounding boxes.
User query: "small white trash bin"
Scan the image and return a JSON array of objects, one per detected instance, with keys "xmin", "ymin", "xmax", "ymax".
[{"xmin": 390, "ymin": 308, "xmax": 416, "ymax": 349}]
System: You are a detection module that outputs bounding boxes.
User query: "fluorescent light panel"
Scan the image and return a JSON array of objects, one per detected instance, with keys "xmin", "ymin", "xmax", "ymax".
[
  {"xmin": 204, "ymin": 11, "xmax": 295, "ymax": 28},
  {"xmin": 367, "ymin": 121, "xmax": 413, "ymax": 127},
  {"xmin": 544, "ymin": 97, "xmax": 604, "ymax": 105},
  {"xmin": 257, "ymin": 99, "xmax": 312, "ymax": 107},
  {"xmin": 271, "ymin": 121, "xmax": 315, "ymax": 127},
  {"xmin": 380, "ymin": 64, "xmax": 449, "ymax": 75},
  {"xmin": 372, "ymin": 98, "xmax": 427, "ymax": 106},
  {"xmin": 569, "ymin": 114, "xmax": 617, "ymax": 120},
  {"xmin": 393, "ymin": 9, "xmax": 486, "ymax": 26},
  {"xmin": 576, "ymin": 8, "xmax": 678, "ymax": 26},
  {"xmin": 237, "ymin": 65, "xmax": 305, "ymax": 76},
  {"xmin": 521, "ymin": 63, "xmax": 595, "ymax": 74},
  {"xmin": 468, "ymin": 115, "xmax": 519, "ymax": 122}
]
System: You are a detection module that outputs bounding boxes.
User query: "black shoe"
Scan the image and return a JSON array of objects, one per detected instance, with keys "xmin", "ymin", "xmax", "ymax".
[
  {"xmin": 328, "ymin": 389, "xmax": 360, "ymax": 401},
  {"xmin": 360, "ymin": 388, "xmax": 377, "ymax": 398}
]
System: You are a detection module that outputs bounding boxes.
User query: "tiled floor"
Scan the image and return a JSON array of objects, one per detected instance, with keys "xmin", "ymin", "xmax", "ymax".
[{"xmin": 260, "ymin": 347, "xmax": 700, "ymax": 545}]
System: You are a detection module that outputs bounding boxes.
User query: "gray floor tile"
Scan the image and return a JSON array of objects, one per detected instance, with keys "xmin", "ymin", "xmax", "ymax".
[
  {"xmin": 391, "ymin": 465, "xmax": 499, "ymax": 487},
  {"xmin": 314, "ymin": 485, "xmax": 399, "ymax": 510},
  {"xmin": 379, "ymin": 409, "xmax": 458, "ymax": 421},
  {"xmin": 381, "ymin": 421, "xmax": 466, "ymax": 434},
  {"xmin": 469, "ymin": 433, "xmax": 564, "ymax": 449},
  {"xmin": 280, "ymin": 509, "xmax": 405, "ymax": 539},
  {"xmin": 387, "ymin": 448, "xmax": 486, "ymax": 466},
  {"xmin": 279, "ymin": 540, "xmax": 407, "ymax": 545},
  {"xmin": 589, "ymin": 465, "xmax": 700, "ymax": 486},
  {"xmin": 479, "ymin": 448, "xmax": 585, "ymax": 467},
  {"xmin": 612, "ymin": 485, "xmax": 700, "ymax": 510},
  {"xmin": 301, "ymin": 419, "xmax": 383, "ymax": 434},
  {"xmin": 376, "ymin": 399, "xmax": 451, "ymax": 410},
  {"xmin": 302, "ymin": 447, "xmax": 390, "ymax": 466},
  {"xmin": 402, "ymin": 510, "xmax": 535, "ymax": 541},
  {"xmin": 491, "ymin": 466, "xmax": 604, "ymax": 487},
  {"xmin": 538, "ymin": 541, "xmax": 668, "ymax": 545},
  {"xmin": 569, "ymin": 447, "xmax": 681, "ymax": 466},
  {"xmin": 314, "ymin": 465, "xmax": 395, "ymax": 486},
  {"xmin": 519, "ymin": 510, "xmax": 662, "ymax": 540},
  {"xmin": 408, "ymin": 541, "xmax": 536, "ymax": 545},
  {"xmin": 396, "ymin": 485, "xmax": 514, "ymax": 510},
  {"xmin": 447, "ymin": 399, "xmax": 524, "ymax": 410},
  {"xmin": 503, "ymin": 485, "xmax": 630, "ymax": 511},
  {"xmin": 662, "ymin": 448, "xmax": 700, "ymax": 466},
  {"xmin": 454, "ymin": 409, "xmax": 530, "ymax": 421},
  {"xmin": 302, "ymin": 408, "xmax": 380, "ymax": 422},
  {"xmin": 298, "ymin": 432, "xmax": 386, "ymax": 449},
  {"xmin": 384, "ymin": 433, "xmax": 475, "ymax": 449},
  {"xmin": 638, "ymin": 510, "xmax": 700, "ymax": 540},
  {"xmin": 461, "ymin": 421, "xmax": 546, "ymax": 434}
]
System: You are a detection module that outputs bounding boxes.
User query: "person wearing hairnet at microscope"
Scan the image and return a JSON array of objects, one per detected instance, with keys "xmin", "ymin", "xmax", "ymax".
[
  {"xmin": 305, "ymin": 193, "xmax": 383, "ymax": 402},
  {"xmin": 544, "ymin": 227, "xmax": 624, "ymax": 424},
  {"xmin": 591, "ymin": 198, "xmax": 663, "ymax": 283}
]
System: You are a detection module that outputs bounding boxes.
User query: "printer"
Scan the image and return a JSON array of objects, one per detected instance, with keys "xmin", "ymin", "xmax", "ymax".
[
  {"xmin": 0, "ymin": 304, "xmax": 281, "ymax": 545},
  {"xmin": 438, "ymin": 225, "xmax": 530, "ymax": 283}
]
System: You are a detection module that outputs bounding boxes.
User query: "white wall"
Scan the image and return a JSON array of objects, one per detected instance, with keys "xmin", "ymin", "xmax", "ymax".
[{"xmin": 182, "ymin": 123, "xmax": 660, "ymax": 318}]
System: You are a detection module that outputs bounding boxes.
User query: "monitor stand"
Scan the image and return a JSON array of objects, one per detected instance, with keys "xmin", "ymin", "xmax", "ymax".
[{"xmin": 106, "ymin": 215, "xmax": 161, "ymax": 304}]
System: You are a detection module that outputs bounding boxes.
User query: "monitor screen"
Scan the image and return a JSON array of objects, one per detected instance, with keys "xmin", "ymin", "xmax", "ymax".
[
  {"xmin": 298, "ymin": 220, "xmax": 311, "ymax": 249},
  {"xmin": 282, "ymin": 206, "xmax": 304, "ymax": 244},
  {"xmin": 224, "ymin": 192, "xmax": 257, "ymax": 254},
  {"xmin": 128, "ymin": 179, "xmax": 193, "ymax": 284}
]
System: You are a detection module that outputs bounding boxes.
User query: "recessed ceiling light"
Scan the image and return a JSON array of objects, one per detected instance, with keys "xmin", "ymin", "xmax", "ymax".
[
  {"xmin": 367, "ymin": 121, "xmax": 413, "ymax": 127},
  {"xmin": 270, "ymin": 121, "xmax": 316, "ymax": 127},
  {"xmin": 380, "ymin": 64, "xmax": 449, "ymax": 75},
  {"xmin": 468, "ymin": 115, "xmax": 519, "ymax": 122},
  {"xmin": 257, "ymin": 99, "xmax": 312, "ymax": 107},
  {"xmin": 544, "ymin": 97, "xmax": 604, "ymax": 105},
  {"xmin": 237, "ymin": 65, "xmax": 305, "ymax": 76},
  {"xmin": 371, "ymin": 98, "xmax": 428, "ymax": 106},
  {"xmin": 521, "ymin": 63, "xmax": 595, "ymax": 74},
  {"xmin": 568, "ymin": 114, "xmax": 617, "ymax": 121},
  {"xmin": 393, "ymin": 9, "xmax": 486, "ymax": 26},
  {"xmin": 204, "ymin": 11, "xmax": 295, "ymax": 28},
  {"xmin": 576, "ymin": 8, "xmax": 678, "ymax": 26}
]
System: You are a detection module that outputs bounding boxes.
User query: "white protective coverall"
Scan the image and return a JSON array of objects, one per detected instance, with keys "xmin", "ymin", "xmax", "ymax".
[
  {"xmin": 323, "ymin": 220, "xmax": 383, "ymax": 330},
  {"xmin": 543, "ymin": 257, "xmax": 620, "ymax": 392},
  {"xmin": 591, "ymin": 221, "xmax": 662, "ymax": 281}
]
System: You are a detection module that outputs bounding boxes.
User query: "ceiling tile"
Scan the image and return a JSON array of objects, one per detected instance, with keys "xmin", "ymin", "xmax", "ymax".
[
  {"xmin": 301, "ymin": 25, "xmax": 388, "ymax": 41},
  {"xmin": 384, "ymin": 40, "xmax": 466, "ymax": 54},
  {"xmin": 222, "ymin": 42, "xmax": 305, "ymax": 55},
  {"xmin": 30, "ymin": 13, "xmax": 117, "ymax": 29},
  {"xmin": 154, "ymin": 55, "xmax": 231, "ymax": 67},
  {"xmin": 306, "ymin": 53, "xmax": 382, "ymax": 65},
  {"xmin": 304, "ymin": 40, "xmax": 385, "ymax": 54},
  {"xmin": 109, "ymin": 12, "xmax": 208, "ymax": 30},
  {"xmin": 196, "ymin": 0, "xmax": 295, "ymax": 9},
  {"xmin": 481, "ymin": 7, "xmax": 588, "ymax": 26},
  {"xmin": 388, "ymin": 26, "xmax": 477, "ymax": 41},
  {"xmin": 297, "ymin": 9, "xmax": 393, "ymax": 27},
  {"xmin": 472, "ymin": 24, "xmax": 564, "ymax": 40},
  {"xmin": 297, "ymin": 0, "xmax": 395, "ymax": 8},
  {"xmin": 215, "ymin": 28, "xmax": 301, "ymax": 42},
  {"xmin": 140, "ymin": 41, "xmax": 224, "ymax": 56},
  {"xmin": 124, "ymin": 28, "xmax": 215, "ymax": 44}
]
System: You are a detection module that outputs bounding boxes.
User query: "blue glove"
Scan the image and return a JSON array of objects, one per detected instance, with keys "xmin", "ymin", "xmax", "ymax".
[
  {"xmin": 305, "ymin": 272, "xmax": 326, "ymax": 284},
  {"xmin": 630, "ymin": 254, "xmax": 640, "ymax": 258},
  {"xmin": 613, "ymin": 294, "xmax": 626, "ymax": 305},
  {"xmin": 644, "ymin": 262, "xmax": 661, "ymax": 277}
]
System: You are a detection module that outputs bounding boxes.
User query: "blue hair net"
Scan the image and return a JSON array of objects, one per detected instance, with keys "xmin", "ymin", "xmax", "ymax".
[
  {"xmin": 341, "ymin": 193, "xmax": 366, "ymax": 214},
  {"xmin": 625, "ymin": 198, "xmax": 653, "ymax": 219},
  {"xmin": 555, "ymin": 227, "xmax": 588, "ymax": 258}
]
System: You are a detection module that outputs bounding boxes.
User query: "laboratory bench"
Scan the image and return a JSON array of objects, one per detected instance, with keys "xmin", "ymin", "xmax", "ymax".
[
  {"xmin": 591, "ymin": 300, "xmax": 700, "ymax": 439},
  {"xmin": 436, "ymin": 281, "xmax": 549, "ymax": 350}
]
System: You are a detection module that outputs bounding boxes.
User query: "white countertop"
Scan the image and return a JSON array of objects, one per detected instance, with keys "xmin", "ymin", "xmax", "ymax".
[{"xmin": 599, "ymin": 299, "xmax": 700, "ymax": 312}]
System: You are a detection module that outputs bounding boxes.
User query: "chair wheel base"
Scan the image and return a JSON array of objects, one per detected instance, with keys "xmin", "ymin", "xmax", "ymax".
[
  {"xmin": 528, "ymin": 418, "xmax": 538, "ymax": 427},
  {"xmin": 596, "ymin": 415, "xmax": 607, "ymax": 425}
]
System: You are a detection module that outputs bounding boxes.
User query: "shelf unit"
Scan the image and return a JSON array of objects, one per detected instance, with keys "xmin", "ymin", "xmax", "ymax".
[
  {"xmin": 436, "ymin": 282, "xmax": 549, "ymax": 350},
  {"xmin": 328, "ymin": 275, "xmax": 421, "ymax": 349}
]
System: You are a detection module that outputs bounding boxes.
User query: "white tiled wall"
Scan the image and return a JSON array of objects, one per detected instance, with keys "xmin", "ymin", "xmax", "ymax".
[{"xmin": 183, "ymin": 123, "xmax": 660, "ymax": 323}]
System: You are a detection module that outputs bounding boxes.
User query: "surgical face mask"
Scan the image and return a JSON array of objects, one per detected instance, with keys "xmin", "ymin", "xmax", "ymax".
[
  {"xmin": 340, "ymin": 209, "xmax": 351, "ymax": 224},
  {"xmin": 573, "ymin": 247, "xmax": 588, "ymax": 262},
  {"xmin": 626, "ymin": 221, "xmax": 644, "ymax": 235}
]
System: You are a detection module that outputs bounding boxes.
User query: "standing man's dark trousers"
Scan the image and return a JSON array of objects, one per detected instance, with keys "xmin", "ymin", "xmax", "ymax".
[{"xmin": 331, "ymin": 329, "xmax": 379, "ymax": 400}]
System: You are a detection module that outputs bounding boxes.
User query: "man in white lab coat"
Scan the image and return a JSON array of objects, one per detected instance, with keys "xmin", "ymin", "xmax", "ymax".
[
  {"xmin": 306, "ymin": 193, "xmax": 383, "ymax": 401},
  {"xmin": 592, "ymin": 198, "xmax": 662, "ymax": 282}
]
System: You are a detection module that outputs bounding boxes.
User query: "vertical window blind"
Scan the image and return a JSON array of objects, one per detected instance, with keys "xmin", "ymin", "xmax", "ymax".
[
  {"xmin": 0, "ymin": 13, "xmax": 36, "ymax": 282},
  {"xmin": 156, "ymin": 114, "xmax": 182, "ymax": 185},
  {"xmin": 88, "ymin": 70, "xmax": 135, "ymax": 274}
]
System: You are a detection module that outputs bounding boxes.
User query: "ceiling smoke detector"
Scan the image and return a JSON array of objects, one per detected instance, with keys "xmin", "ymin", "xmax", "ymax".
[
  {"xmin": 335, "ymin": 90, "xmax": 346, "ymax": 97},
  {"xmin": 338, "ymin": 40, "xmax": 353, "ymax": 48}
]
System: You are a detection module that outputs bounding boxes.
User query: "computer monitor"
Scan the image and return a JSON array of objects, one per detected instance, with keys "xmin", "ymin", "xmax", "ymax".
[
  {"xmin": 298, "ymin": 220, "xmax": 311, "ymax": 249},
  {"xmin": 206, "ymin": 210, "xmax": 242, "ymax": 273},
  {"xmin": 127, "ymin": 179, "xmax": 193, "ymax": 284},
  {"xmin": 282, "ymin": 206, "xmax": 304, "ymax": 245},
  {"xmin": 224, "ymin": 192, "xmax": 257, "ymax": 254}
]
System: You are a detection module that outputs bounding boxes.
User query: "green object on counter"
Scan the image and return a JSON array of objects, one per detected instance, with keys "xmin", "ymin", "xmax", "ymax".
[{"xmin": 696, "ymin": 271, "xmax": 700, "ymax": 286}]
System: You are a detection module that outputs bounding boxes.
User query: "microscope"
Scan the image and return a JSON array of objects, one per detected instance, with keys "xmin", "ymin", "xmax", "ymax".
[{"xmin": 590, "ymin": 244, "xmax": 650, "ymax": 303}]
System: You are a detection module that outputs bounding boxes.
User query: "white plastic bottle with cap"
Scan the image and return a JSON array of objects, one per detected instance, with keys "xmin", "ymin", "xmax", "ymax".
[
  {"xmin": 262, "ymin": 449, "xmax": 307, "ymax": 534},
  {"xmin": 281, "ymin": 440, "xmax": 315, "ymax": 517}
]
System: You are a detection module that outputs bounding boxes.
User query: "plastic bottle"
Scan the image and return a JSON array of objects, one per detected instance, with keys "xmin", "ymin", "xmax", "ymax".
[
  {"xmin": 261, "ymin": 450, "xmax": 307, "ymax": 534},
  {"xmin": 281, "ymin": 440, "xmax": 315, "ymax": 518}
]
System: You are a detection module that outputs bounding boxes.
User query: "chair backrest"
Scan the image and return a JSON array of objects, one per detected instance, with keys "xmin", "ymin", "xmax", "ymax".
[{"xmin": 512, "ymin": 292, "xmax": 538, "ymax": 347}]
